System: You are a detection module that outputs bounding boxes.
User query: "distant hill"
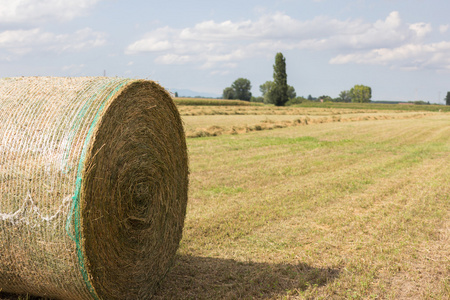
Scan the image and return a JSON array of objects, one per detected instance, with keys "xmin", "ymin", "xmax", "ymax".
[{"xmin": 169, "ymin": 88, "xmax": 221, "ymax": 98}]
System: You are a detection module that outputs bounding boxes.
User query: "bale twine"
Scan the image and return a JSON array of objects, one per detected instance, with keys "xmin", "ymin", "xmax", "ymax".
[{"xmin": 0, "ymin": 77, "xmax": 189, "ymax": 299}]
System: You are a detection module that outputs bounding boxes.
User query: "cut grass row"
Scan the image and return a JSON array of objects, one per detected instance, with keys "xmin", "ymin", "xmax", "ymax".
[
  {"xmin": 177, "ymin": 101, "xmax": 447, "ymax": 138},
  {"xmin": 182, "ymin": 111, "xmax": 439, "ymax": 138}
]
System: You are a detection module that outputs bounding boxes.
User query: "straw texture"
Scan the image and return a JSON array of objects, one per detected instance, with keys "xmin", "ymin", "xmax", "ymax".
[{"xmin": 0, "ymin": 77, "xmax": 189, "ymax": 299}]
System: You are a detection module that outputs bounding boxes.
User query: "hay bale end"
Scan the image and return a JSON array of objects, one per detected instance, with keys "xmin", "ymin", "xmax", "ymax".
[{"xmin": 0, "ymin": 77, "xmax": 189, "ymax": 300}]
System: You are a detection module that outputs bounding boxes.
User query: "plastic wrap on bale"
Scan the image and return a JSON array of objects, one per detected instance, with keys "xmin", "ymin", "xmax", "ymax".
[{"xmin": 0, "ymin": 77, "xmax": 189, "ymax": 300}]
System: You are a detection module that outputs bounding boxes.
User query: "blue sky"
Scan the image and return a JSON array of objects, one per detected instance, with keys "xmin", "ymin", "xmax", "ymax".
[{"xmin": 1, "ymin": 0, "xmax": 450, "ymax": 103}]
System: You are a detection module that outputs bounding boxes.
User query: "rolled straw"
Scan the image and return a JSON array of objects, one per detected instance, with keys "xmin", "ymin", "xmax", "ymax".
[{"xmin": 0, "ymin": 77, "xmax": 189, "ymax": 299}]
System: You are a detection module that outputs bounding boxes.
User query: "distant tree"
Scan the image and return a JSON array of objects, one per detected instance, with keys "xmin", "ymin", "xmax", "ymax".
[
  {"xmin": 222, "ymin": 87, "xmax": 235, "ymax": 99},
  {"xmin": 446, "ymin": 91, "xmax": 450, "ymax": 105},
  {"xmin": 260, "ymin": 80, "xmax": 296, "ymax": 104},
  {"xmin": 174, "ymin": 91, "xmax": 179, "ymax": 97},
  {"xmin": 409, "ymin": 100, "xmax": 430, "ymax": 105},
  {"xmin": 306, "ymin": 94, "xmax": 320, "ymax": 101},
  {"xmin": 259, "ymin": 81, "xmax": 273, "ymax": 95},
  {"xmin": 223, "ymin": 78, "xmax": 252, "ymax": 100},
  {"xmin": 231, "ymin": 78, "xmax": 252, "ymax": 101},
  {"xmin": 250, "ymin": 96, "xmax": 264, "ymax": 103},
  {"xmin": 286, "ymin": 96, "xmax": 307, "ymax": 106},
  {"xmin": 287, "ymin": 85, "xmax": 296, "ymax": 100},
  {"xmin": 318, "ymin": 95, "xmax": 333, "ymax": 102},
  {"xmin": 271, "ymin": 52, "xmax": 289, "ymax": 106},
  {"xmin": 338, "ymin": 90, "xmax": 351, "ymax": 102},
  {"xmin": 350, "ymin": 85, "xmax": 372, "ymax": 103},
  {"xmin": 260, "ymin": 81, "xmax": 275, "ymax": 104}
]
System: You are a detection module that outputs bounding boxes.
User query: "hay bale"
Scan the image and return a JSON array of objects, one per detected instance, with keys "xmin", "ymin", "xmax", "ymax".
[{"xmin": 0, "ymin": 77, "xmax": 189, "ymax": 299}]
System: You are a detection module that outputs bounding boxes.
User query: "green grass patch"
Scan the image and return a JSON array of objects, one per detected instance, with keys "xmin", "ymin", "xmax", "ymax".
[{"xmin": 294, "ymin": 101, "xmax": 450, "ymax": 112}]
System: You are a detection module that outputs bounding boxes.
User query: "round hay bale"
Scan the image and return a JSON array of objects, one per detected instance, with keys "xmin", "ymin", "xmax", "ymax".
[{"xmin": 0, "ymin": 77, "xmax": 189, "ymax": 299}]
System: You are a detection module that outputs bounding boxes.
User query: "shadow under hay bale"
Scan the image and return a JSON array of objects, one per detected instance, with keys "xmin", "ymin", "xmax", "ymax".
[
  {"xmin": 153, "ymin": 255, "xmax": 340, "ymax": 299},
  {"xmin": 0, "ymin": 77, "xmax": 189, "ymax": 300}
]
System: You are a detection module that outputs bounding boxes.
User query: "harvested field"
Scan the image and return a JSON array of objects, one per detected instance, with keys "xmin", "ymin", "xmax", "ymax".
[
  {"xmin": 177, "ymin": 105, "xmax": 409, "ymax": 116},
  {"xmin": 179, "ymin": 105, "xmax": 438, "ymax": 137},
  {"xmin": 153, "ymin": 114, "xmax": 450, "ymax": 299}
]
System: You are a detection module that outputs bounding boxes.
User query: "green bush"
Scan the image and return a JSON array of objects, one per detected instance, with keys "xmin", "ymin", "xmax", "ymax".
[{"xmin": 286, "ymin": 96, "xmax": 307, "ymax": 106}]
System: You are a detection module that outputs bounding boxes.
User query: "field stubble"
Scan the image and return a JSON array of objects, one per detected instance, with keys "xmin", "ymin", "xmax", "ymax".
[{"xmin": 155, "ymin": 112, "xmax": 449, "ymax": 299}]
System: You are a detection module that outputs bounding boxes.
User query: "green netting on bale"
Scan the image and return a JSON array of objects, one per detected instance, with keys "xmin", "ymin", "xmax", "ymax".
[{"xmin": 0, "ymin": 77, "xmax": 189, "ymax": 300}]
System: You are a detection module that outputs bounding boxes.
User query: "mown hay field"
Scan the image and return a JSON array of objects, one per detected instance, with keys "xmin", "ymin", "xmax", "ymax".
[
  {"xmin": 2, "ymin": 105, "xmax": 449, "ymax": 299},
  {"xmin": 153, "ymin": 106, "xmax": 449, "ymax": 299},
  {"xmin": 179, "ymin": 104, "xmax": 438, "ymax": 138}
]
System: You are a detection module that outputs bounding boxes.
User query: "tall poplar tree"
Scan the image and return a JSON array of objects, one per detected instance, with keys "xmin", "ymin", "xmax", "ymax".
[{"xmin": 271, "ymin": 52, "xmax": 289, "ymax": 106}]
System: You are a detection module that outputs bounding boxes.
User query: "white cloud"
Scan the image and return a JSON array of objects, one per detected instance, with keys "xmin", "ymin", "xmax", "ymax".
[
  {"xmin": 0, "ymin": 0, "xmax": 106, "ymax": 60},
  {"xmin": 124, "ymin": 12, "xmax": 362, "ymax": 70},
  {"xmin": 0, "ymin": 27, "xmax": 106, "ymax": 58},
  {"xmin": 0, "ymin": 28, "xmax": 40, "ymax": 55},
  {"xmin": 125, "ymin": 27, "xmax": 177, "ymax": 54},
  {"xmin": 409, "ymin": 22, "xmax": 432, "ymax": 39},
  {"xmin": 326, "ymin": 11, "xmax": 431, "ymax": 50},
  {"xmin": 0, "ymin": 0, "xmax": 102, "ymax": 23},
  {"xmin": 125, "ymin": 11, "xmax": 441, "ymax": 71},
  {"xmin": 126, "ymin": 38, "xmax": 172, "ymax": 54},
  {"xmin": 328, "ymin": 16, "xmax": 450, "ymax": 70},
  {"xmin": 155, "ymin": 54, "xmax": 192, "ymax": 64},
  {"xmin": 330, "ymin": 42, "xmax": 450, "ymax": 71},
  {"xmin": 439, "ymin": 24, "xmax": 449, "ymax": 34}
]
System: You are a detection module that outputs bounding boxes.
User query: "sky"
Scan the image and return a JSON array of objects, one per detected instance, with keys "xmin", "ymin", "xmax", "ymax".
[{"xmin": 1, "ymin": 0, "xmax": 450, "ymax": 103}]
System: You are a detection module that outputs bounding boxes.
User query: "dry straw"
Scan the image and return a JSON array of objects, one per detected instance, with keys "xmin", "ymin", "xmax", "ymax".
[{"xmin": 0, "ymin": 77, "xmax": 189, "ymax": 299}]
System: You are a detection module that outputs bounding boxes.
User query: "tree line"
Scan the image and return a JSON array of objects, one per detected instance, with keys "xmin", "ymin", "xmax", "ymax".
[{"xmin": 223, "ymin": 52, "xmax": 373, "ymax": 106}]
